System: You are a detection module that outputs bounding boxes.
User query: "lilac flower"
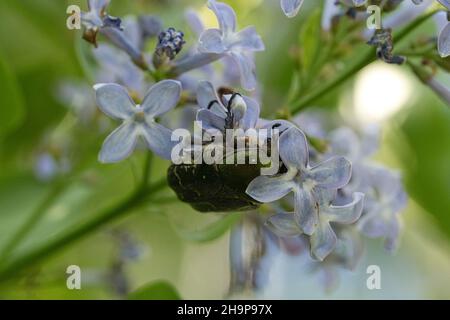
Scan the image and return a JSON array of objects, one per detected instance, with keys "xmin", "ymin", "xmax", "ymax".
[
  {"xmin": 198, "ymin": 0, "xmax": 265, "ymax": 90},
  {"xmin": 327, "ymin": 126, "xmax": 380, "ymax": 195},
  {"xmin": 196, "ymin": 81, "xmax": 260, "ymax": 132},
  {"xmin": 357, "ymin": 166, "xmax": 407, "ymax": 252},
  {"xmin": 438, "ymin": 23, "xmax": 450, "ymax": 58},
  {"xmin": 178, "ymin": 10, "xmax": 241, "ymax": 91},
  {"xmin": 280, "ymin": 0, "xmax": 305, "ymax": 18},
  {"xmin": 322, "ymin": 0, "xmax": 342, "ymax": 31},
  {"xmin": 435, "ymin": 0, "xmax": 450, "ymax": 57},
  {"xmin": 57, "ymin": 80, "xmax": 97, "ymax": 124},
  {"xmin": 93, "ymin": 17, "xmax": 148, "ymax": 94},
  {"xmin": 81, "ymin": 0, "xmax": 110, "ymax": 33},
  {"xmin": 266, "ymin": 189, "xmax": 364, "ymax": 261},
  {"xmin": 229, "ymin": 215, "xmax": 275, "ymax": 294},
  {"xmin": 94, "ymin": 43, "xmax": 147, "ymax": 98},
  {"xmin": 308, "ymin": 226, "xmax": 364, "ymax": 291},
  {"xmin": 246, "ymin": 127, "xmax": 353, "ymax": 235},
  {"xmin": 94, "ymin": 80, "xmax": 181, "ymax": 162},
  {"xmin": 81, "ymin": 0, "xmax": 123, "ymax": 46},
  {"xmin": 326, "ymin": 126, "xmax": 407, "ymax": 252}
]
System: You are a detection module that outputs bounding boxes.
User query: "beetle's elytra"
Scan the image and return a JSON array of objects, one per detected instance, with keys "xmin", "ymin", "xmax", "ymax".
[{"xmin": 167, "ymin": 162, "xmax": 263, "ymax": 212}]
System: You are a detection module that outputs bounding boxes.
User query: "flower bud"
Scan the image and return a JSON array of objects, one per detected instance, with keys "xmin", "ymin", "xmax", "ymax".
[{"xmin": 153, "ymin": 28, "xmax": 186, "ymax": 69}]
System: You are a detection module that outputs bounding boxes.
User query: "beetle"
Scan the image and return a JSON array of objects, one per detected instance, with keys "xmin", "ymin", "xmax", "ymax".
[
  {"xmin": 167, "ymin": 87, "xmax": 278, "ymax": 212},
  {"xmin": 167, "ymin": 160, "xmax": 264, "ymax": 212}
]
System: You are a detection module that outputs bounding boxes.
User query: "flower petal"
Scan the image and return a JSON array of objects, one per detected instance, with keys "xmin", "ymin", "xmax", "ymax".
[
  {"xmin": 384, "ymin": 216, "xmax": 402, "ymax": 253},
  {"xmin": 230, "ymin": 26, "xmax": 265, "ymax": 52},
  {"xmin": 308, "ymin": 156, "xmax": 352, "ymax": 189},
  {"xmin": 185, "ymin": 9, "xmax": 205, "ymax": 37},
  {"xmin": 279, "ymin": 127, "xmax": 309, "ymax": 169},
  {"xmin": 280, "ymin": 0, "xmax": 304, "ymax": 18},
  {"xmin": 265, "ymin": 213, "xmax": 302, "ymax": 237},
  {"xmin": 438, "ymin": 23, "xmax": 450, "ymax": 58},
  {"xmin": 357, "ymin": 206, "xmax": 388, "ymax": 238},
  {"xmin": 141, "ymin": 80, "xmax": 182, "ymax": 118},
  {"xmin": 198, "ymin": 29, "xmax": 227, "ymax": 54},
  {"xmin": 99, "ymin": 122, "xmax": 138, "ymax": 163},
  {"xmin": 241, "ymin": 97, "xmax": 260, "ymax": 130},
  {"xmin": 88, "ymin": 0, "xmax": 110, "ymax": 13},
  {"xmin": 260, "ymin": 119, "xmax": 296, "ymax": 132},
  {"xmin": 329, "ymin": 127, "xmax": 360, "ymax": 160},
  {"xmin": 246, "ymin": 175, "xmax": 295, "ymax": 203},
  {"xmin": 141, "ymin": 122, "xmax": 175, "ymax": 160},
  {"xmin": 197, "ymin": 109, "xmax": 226, "ymax": 132},
  {"xmin": 437, "ymin": 0, "xmax": 450, "ymax": 11},
  {"xmin": 94, "ymin": 83, "xmax": 135, "ymax": 120},
  {"xmin": 208, "ymin": 0, "xmax": 237, "ymax": 34},
  {"xmin": 310, "ymin": 218, "xmax": 337, "ymax": 261},
  {"xmin": 197, "ymin": 81, "xmax": 226, "ymax": 117},
  {"xmin": 325, "ymin": 192, "xmax": 364, "ymax": 224},
  {"xmin": 230, "ymin": 52, "xmax": 257, "ymax": 91},
  {"xmin": 293, "ymin": 187, "xmax": 318, "ymax": 235}
]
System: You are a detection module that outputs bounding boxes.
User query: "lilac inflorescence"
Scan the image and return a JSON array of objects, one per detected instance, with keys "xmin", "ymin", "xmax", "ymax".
[{"xmin": 58, "ymin": 0, "xmax": 432, "ymax": 294}]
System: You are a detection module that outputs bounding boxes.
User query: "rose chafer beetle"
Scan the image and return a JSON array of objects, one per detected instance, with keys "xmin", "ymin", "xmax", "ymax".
[{"xmin": 167, "ymin": 87, "xmax": 280, "ymax": 212}]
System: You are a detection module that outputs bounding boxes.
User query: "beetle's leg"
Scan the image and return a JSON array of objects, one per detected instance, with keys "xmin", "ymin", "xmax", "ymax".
[
  {"xmin": 224, "ymin": 93, "xmax": 242, "ymax": 130},
  {"xmin": 207, "ymin": 100, "xmax": 221, "ymax": 110},
  {"xmin": 272, "ymin": 123, "xmax": 288, "ymax": 135}
]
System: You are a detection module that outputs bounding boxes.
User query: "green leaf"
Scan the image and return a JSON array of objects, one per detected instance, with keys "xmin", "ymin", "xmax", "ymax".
[
  {"xmin": 174, "ymin": 213, "xmax": 240, "ymax": 243},
  {"xmin": 0, "ymin": 53, "xmax": 25, "ymax": 139},
  {"xmin": 128, "ymin": 281, "xmax": 181, "ymax": 300}
]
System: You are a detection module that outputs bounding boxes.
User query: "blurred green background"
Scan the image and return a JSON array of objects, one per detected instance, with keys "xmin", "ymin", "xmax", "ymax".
[{"xmin": 0, "ymin": 0, "xmax": 449, "ymax": 299}]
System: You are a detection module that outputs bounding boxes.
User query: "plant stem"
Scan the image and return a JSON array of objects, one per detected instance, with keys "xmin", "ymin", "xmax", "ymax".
[
  {"xmin": 0, "ymin": 181, "xmax": 70, "ymax": 262},
  {"xmin": 289, "ymin": 8, "xmax": 440, "ymax": 115},
  {"xmin": 0, "ymin": 178, "xmax": 167, "ymax": 283},
  {"xmin": 141, "ymin": 153, "xmax": 153, "ymax": 189}
]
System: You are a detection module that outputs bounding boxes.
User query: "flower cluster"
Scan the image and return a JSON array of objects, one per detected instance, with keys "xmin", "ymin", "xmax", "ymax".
[{"xmin": 60, "ymin": 0, "xmax": 448, "ymax": 293}]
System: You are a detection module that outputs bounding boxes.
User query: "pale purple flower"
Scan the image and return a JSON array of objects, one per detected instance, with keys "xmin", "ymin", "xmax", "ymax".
[
  {"xmin": 266, "ymin": 189, "xmax": 364, "ymax": 261},
  {"xmin": 196, "ymin": 81, "xmax": 261, "ymax": 132},
  {"xmin": 94, "ymin": 80, "xmax": 181, "ymax": 162},
  {"xmin": 34, "ymin": 153, "xmax": 58, "ymax": 182},
  {"xmin": 435, "ymin": 0, "xmax": 450, "ymax": 57},
  {"xmin": 180, "ymin": 9, "xmax": 241, "ymax": 90},
  {"xmin": 308, "ymin": 226, "xmax": 364, "ymax": 291},
  {"xmin": 246, "ymin": 127, "xmax": 353, "ymax": 236},
  {"xmin": 280, "ymin": 0, "xmax": 305, "ymax": 18},
  {"xmin": 94, "ymin": 43, "xmax": 147, "ymax": 97},
  {"xmin": 198, "ymin": 0, "xmax": 265, "ymax": 90},
  {"xmin": 322, "ymin": 0, "xmax": 342, "ymax": 31},
  {"xmin": 357, "ymin": 166, "xmax": 406, "ymax": 252},
  {"xmin": 229, "ymin": 215, "xmax": 276, "ymax": 294},
  {"xmin": 438, "ymin": 24, "xmax": 450, "ymax": 58},
  {"xmin": 81, "ymin": 0, "xmax": 124, "ymax": 48},
  {"xmin": 81, "ymin": 0, "xmax": 110, "ymax": 31},
  {"xmin": 325, "ymin": 126, "xmax": 407, "ymax": 252},
  {"xmin": 57, "ymin": 80, "xmax": 97, "ymax": 123},
  {"xmin": 327, "ymin": 126, "xmax": 380, "ymax": 195}
]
